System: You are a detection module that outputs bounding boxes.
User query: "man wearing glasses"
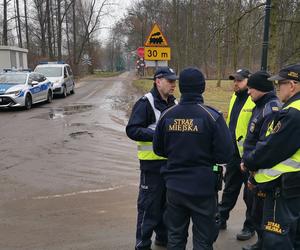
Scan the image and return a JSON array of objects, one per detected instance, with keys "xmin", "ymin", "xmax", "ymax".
[{"xmin": 242, "ymin": 64, "xmax": 300, "ymax": 249}]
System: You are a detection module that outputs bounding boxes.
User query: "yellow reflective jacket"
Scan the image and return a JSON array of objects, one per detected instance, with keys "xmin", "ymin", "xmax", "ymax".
[
  {"xmin": 227, "ymin": 93, "xmax": 255, "ymax": 157},
  {"xmin": 255, "ymin": 100, "xmax": 300, "ymax": 183}
]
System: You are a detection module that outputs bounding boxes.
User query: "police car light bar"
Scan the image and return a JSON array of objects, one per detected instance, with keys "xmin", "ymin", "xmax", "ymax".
[{"xmin": 38, "ymin": 61, "xmax": 66, "ymax": 65}]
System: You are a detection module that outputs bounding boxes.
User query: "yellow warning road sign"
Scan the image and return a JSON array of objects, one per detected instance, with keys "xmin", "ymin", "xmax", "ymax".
[
  {"xmin": 144, "ymin": 23, "xmax": 168, "ymax": 47},
  {"xmin": 144, "ymin": 47, "xmax": 171, "ymax": 61}
]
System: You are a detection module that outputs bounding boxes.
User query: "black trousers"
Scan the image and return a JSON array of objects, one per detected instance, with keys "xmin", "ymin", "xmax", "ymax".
[
  {"xmin": 165, "ymin": 189, "xmax": 218, "ymax": 250},
  {"xmin": 261, "ymin": 191, "xmax": 300, "ymax": 250},
  {"xmin": 219, "ymin": 154, "xmax": 254, "ymax": 231},
  {"xmin": 250, "ymin": 189, "xmax": 265, "ymax": 243},
  {"xmin": 135, "ymin": 170, "xmax": 167, "ymax": 250}
]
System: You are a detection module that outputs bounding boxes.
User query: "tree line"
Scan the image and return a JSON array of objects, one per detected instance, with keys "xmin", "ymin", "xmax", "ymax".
[
  {"xmin": 111, "ymin": 0, "xmax": 300, "ymax": 81},
  {"xmin": 1, "ymin": 0, "xmax": 300, "ymax": 78},
  {"xmin": 0, "ymin": 0, "xmax": 117, "ymax": 74}
]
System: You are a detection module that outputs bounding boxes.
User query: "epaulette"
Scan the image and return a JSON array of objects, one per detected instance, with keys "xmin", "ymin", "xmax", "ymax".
[
  {"xmin": 197, "ymin": 104, "xmax": 221, "ymax": 122},
  {"xmin": 263, "ymin": 100, "xmax": 282, "ymax": 117}
]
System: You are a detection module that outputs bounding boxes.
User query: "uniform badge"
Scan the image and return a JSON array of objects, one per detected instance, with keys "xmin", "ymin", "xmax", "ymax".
[
  {"xmin": 272, "ymin": 121, "xmax": 282, "ymax": 134},
  {"xmin": 264, "ymin": 221, "xmax": 285, "ymax": 235},
  {"xmin": 249, "ymin": 122, "xmax": 255, "ymax": 133}
]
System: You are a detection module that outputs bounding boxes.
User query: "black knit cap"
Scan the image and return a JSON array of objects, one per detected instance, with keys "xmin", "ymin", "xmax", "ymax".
[
  {"xmin": 179, "ymin": 67, "xmax": 205, "ymax": 94},
  {"xmin": 247, "ymin": 70, "xmax": 274, "ymax": 92}
]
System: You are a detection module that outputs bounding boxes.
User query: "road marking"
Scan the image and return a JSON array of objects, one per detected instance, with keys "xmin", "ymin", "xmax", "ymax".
[{"xmin": 32, "ymin": 185, "xmax": 125, "ymax": 200}]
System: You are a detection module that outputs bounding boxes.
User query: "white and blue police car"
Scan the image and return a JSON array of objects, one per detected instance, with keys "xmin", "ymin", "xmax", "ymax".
[
  {"xmin": 34, "ymin": 61, "xmax": 75, "ymax": 97},
  {"xmin": 0, "ymin": 70, "xmax": 53, "ymax": 110}
]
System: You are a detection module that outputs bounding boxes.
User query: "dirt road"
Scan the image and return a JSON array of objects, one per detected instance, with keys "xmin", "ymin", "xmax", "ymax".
[{"xmin": 0, "ymin": 72, "xmax": 255, "ymax": 250}]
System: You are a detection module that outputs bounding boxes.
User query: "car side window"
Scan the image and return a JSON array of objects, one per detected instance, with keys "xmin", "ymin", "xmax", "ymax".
[
  {"xmin": 64, "ymin": 67, "xmax": 68, "ymax": 78},
  {"xmin": 38, "ymin": 74, "xmax": 46, "ymax": 82},
  {"xmin": 28, "ymin": 74, "xmax": 33, "ymax": 85}
]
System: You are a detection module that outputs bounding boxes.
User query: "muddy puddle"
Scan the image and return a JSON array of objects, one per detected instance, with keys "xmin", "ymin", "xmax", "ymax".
[
  {"xmin": 105, "ymin": 95, "xmax": 137, "ymax": 116},
  {"xmin": 33, "ymin": 104, "xmax": 95, "ymax": 120}
]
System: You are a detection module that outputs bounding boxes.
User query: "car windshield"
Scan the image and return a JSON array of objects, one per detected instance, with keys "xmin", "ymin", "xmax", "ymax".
[
  {"xmin": 35, "ymin": 67, "xmax": 62, "ymax": 77},
  {"xmin": 0, "ymin": 73, "xmax": 27, "ymax": 84}
]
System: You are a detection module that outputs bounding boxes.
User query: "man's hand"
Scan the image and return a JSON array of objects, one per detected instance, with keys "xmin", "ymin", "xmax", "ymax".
[
  {"xmin": 247, "ymin": 180, "xmax": 256, "ymax": 191},
  {"xmin": 240, "ymin": 162, "xmax": 247, "ymax": 172}
]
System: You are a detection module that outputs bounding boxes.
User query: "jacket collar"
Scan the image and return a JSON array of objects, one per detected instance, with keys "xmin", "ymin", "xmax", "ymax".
[
  {"xmin": 254, "ymin": 91, "xmax": 277, "ymax": 107},
  {"xmin": 150, "ymin": 86, "xmax": 176, "ymax": 106},
  {"xmin": 180, "ymin": 93, "xmax": 204, "ymax": 104},
  {"xmin": 283, "ymin": 91, "xmax": 300, "ymax": 108},
  {"xmin": 235, "ymin": 89, "xmax": 248, "ymax": 99}
]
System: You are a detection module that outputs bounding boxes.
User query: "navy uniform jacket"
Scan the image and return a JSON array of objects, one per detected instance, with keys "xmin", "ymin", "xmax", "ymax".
[
  {"xmin": 243, "ymin": 92, "xmax": 300, "ymax": 179},
  {"xmin": 242, "ymin": 92, "xmax": 281, "ymax": 185},
  {"xmin": 243, "ymin": 92, "xmax": 281, "ymax": 155},
  {"xmin": 126, "ymin": 86, "xmax": 176, "ymax": 172},
  {"xmin": 153, "ymin": 93, "xmax": 234, "ymax": 196}
]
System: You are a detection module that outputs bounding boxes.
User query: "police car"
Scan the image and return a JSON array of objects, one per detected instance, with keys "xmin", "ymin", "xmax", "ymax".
[
  {"xmin": 34, "ymin": 61, "xmax": 75, "ymax": 97},
  {"xmin": 0, "ymin": 70, "xmax": 53, "ymax": 110}
]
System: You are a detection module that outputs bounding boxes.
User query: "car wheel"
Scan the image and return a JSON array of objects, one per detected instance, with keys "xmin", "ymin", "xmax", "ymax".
[
  {"xmin": 47, "ymin": 90, "xmax": 53, "ymax": 103},
  {"xmin": 62, "ymin": 85, "xmax": 67, "ymax": 98},
  {"xmin": 25, "ymin": 94, "xmax": 32, "ymax": 110},
  {"xmin": 70, "ymin": 83, "xmax": 75, "ymax": 94}
]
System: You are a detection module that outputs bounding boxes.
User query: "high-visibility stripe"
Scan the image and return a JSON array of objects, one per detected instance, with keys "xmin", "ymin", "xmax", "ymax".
[
  {"xmin": 254, "ymin": 100, "xmax": 300, "ymax": 183},
  {"xmin": 136, "ymin": 92, "xmax": 169, "ymax": 160}
]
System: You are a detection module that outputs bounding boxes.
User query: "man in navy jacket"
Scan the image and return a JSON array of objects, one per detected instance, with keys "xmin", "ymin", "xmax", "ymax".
[
  {"xmin": 240, "ymin": 71, "xmax": 281, "ymax": 250},
  {"xmin": 153, "ymin": 67, "xmax": 233, "ymax": 249},
  {"xmin": 126, "ymin": 67, "xmax": 177, "ymax": 250}
]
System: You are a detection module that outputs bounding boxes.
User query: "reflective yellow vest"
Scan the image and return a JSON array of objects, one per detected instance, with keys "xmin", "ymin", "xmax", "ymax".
[
  {"xmin": 137, "ymin": 92, "xmax": 167, "ymax": 160},
  {"xmin": 227, "ymin": 94, "xmax": 255, "ymax": 157},
  {"xmin": 255, "ymin": 99, "xmax": 300, "ymax": 183}
]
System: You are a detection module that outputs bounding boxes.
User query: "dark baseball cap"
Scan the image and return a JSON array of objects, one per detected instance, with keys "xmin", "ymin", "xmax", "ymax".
[
  {"xmin": 154, "ymin": 67, "xmax": 178, "ymax": 81},
  {"xmin": 229, "ymin": 69, "xmax": 251, "ymax": 81},
  {"xmin": 268, "ymin": 64, "xmax": 300, "ymax": 82}
]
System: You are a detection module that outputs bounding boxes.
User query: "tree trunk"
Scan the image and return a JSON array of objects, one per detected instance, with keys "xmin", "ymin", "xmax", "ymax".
[
  {"xmin": 46, "ymin": 0, "xmax": 54, "ymax": 59},
  {"xmin": 3, "ymin": 0, "xmax": 8, "ymax": 45},
  {"xmin": 65, "ymin": 0, "xmax": 71, "ymax": 60},
  {"xmin": 72, "ymin": 0, "xmax": 77, "ymax": 68},
  {"xmin": 268, "ymin": 0, "xmax": 279, "ymax": 74},
  {"xmin": 57, "ymin": 0, "xmax": 62, "ymax": 60},
  {"xmin": 16, "ymin": 0, "xmax": 22, "ymax": 47},
  {"xmin": 24, "ymin": 0, "xmax": 30, "ymax": 49}
]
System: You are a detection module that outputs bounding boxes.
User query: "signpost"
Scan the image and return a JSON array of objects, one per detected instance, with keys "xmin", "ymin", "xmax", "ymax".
[{"xmin": 144, "ymin": 23, "xmax": 171, "ymax": 69}]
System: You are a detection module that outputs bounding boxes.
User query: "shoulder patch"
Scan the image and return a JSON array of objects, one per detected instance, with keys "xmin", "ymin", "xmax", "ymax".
[{"xmin": 263, "ymin": 100, "xmax": 282, "ymax": 117}]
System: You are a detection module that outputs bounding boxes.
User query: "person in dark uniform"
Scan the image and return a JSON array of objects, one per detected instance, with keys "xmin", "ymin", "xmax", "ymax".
[
  {"xmin": 239, "ymin": 71, "xmax": 281, "ymax": 250},
  {"xmin": 242, "ymin": 64, "xmax": 300, "ymax": 250},
  {"xmin": 153, "ymin": 67, "xmax": 233, "ymax": 249},
  {"xmin": 218, "ymin": 69, "xmax": 256, "ymax": 241},
  {"xmin": 126, "ymin": 67, "xmax": 178, "ymax": 250}
]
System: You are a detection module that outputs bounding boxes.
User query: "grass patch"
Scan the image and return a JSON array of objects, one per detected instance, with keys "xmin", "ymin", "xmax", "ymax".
[
  {"xmin": 132, "ymin": 79, "xmax": 233, "ymax": 118},
  {"xmin": 93, "ymin": 71, "xmax": 123, "ymax": 77}
]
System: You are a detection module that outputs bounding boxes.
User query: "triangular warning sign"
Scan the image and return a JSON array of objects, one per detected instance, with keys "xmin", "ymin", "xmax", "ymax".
[{"xmin": 144, "ymin": 23, "xmax": 168, "ymax": 47}]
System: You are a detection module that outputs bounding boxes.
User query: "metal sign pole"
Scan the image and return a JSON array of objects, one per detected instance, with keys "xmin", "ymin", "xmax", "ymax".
[{"xmin": 261, "ymin": 0, "xmax": 271, "ymax": 71}]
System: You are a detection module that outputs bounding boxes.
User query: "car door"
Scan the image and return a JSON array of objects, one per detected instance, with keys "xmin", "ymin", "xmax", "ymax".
[
  {"xmin": 28, "ymin": 73, "xmax": 42, "ymax": 102},
  {"xmin": 37, "ymin": 74, "xmax": 49, "ymax": 100},
  {"xmin": 63, "ymin": 66, "xmax": 71, "ymax": 92}
]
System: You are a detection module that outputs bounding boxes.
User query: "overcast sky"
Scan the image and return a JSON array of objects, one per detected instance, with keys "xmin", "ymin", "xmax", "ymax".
[{"xmin": 101, "ymin": 0, "xmax": 133, "ymax": 43}]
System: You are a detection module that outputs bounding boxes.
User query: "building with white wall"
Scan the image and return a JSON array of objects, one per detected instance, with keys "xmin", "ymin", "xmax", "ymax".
[{"xmin": 0, "ymin": 46, "xmax": 28, "ymax": 70}]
